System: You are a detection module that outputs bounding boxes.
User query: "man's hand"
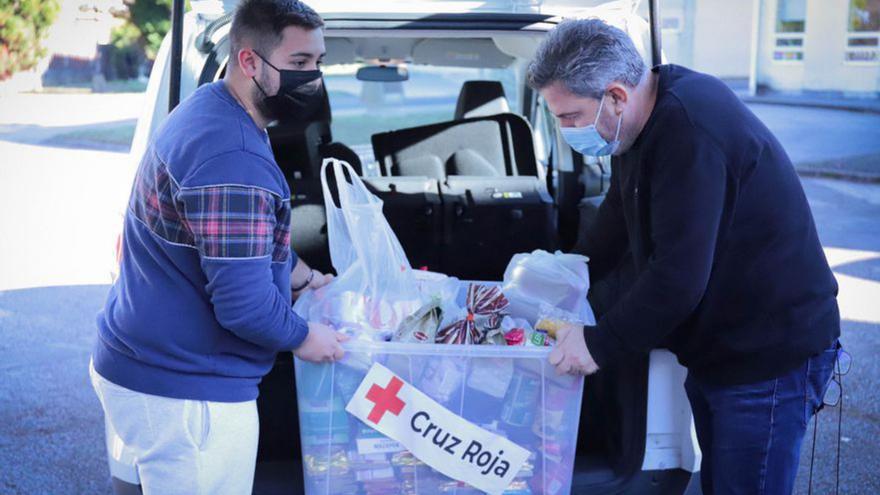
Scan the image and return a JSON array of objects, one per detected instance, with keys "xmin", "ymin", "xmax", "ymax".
[
  {"xmin": 307, "ymin": 270, "xmax": 335, "ymax": 291},
  {"xmin": 292, "ymin": 269, "xmax": 335, "ymax": 301},
  {"xmin": 548, "ymin": 323, "xmax": 600, "ymax": 376},
  {"xmin": 293, "ymin": 322, "xmax": 349, "ymax": 363}
]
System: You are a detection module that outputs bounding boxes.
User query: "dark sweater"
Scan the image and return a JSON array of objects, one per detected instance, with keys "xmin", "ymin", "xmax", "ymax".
[{"xmin": 583, "ymin": 65, "xmax": 840, "ymax": 385}]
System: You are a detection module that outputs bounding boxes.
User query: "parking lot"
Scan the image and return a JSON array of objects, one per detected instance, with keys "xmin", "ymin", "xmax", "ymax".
[{"xmin": 1, "ymin": 92, "xmax": 879, "ymax": 494}]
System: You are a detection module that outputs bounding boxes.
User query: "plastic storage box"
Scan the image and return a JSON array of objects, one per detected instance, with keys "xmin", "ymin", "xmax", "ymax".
[{"xmin": 294, "ymin": 334, "xmax": 585, "ymax": 494}]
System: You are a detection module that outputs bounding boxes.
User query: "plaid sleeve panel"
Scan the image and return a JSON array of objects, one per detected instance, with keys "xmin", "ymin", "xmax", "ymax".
[
  {"xmin": 178, "ymin": 185, "xmax": 285, "ymax": 259},
  {"xmin": 130, "ymin": 152, "xmax": 195, "ymax": 247}
]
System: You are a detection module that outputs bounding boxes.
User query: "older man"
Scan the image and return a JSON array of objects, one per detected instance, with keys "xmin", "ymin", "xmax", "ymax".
[{"xmin": 534, "ymin": 19, "xmax": 841, "ymax": 495}]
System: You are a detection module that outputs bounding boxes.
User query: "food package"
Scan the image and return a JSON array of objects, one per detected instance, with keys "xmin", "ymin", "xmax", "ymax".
[
  {"xmin": 417, "ymin": 357, "xmax": 466, "ymax": 403},
  {"xmin": 436, "ymin": 284, "xmax": 509, "ymax": 344},
  {"xmin": 524, "ymin": 329, "xmax": 551, "ymax": 347},
  {"xmin": 535, "ymin": 303, "xmax": 582, "ymax": 340},
  {"xmin": 499, "ymin": 316, "xmax": 534, "ymax": 346},
  {"xmin": 466, "ymin": 357, "xmax": 515, "ymax": 399},
  {"xmin": 393, "ymin": 299, "xmax": 444, "ymax": 343}
]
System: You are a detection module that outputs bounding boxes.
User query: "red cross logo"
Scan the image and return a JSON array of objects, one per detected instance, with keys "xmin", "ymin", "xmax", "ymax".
[{"xmin": 365, "ymin": 376, "xmax": 406, "ymax": 424}]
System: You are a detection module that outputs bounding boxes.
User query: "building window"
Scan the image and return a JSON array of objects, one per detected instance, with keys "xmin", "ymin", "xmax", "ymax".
[
  {"xmin": 776, "ymin": 0, "xmax": 807, "ymax": 32},
  {"xmin": 774, "ymin": 0, "xmax": 806, "ymax": 62},
  {"xmin": 847, "ymin": 0, "xmax": 880, "ymax": 64}
]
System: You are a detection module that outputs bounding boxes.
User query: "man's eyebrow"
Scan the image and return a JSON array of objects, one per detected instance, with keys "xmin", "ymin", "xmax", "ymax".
[{"xmin": 288, "ymin": 51, "xmax": 327, "ymax": 58}]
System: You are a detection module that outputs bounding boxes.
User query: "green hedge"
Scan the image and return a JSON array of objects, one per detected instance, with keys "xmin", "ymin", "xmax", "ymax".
[{"xmin": 0, "ymin": 0, "xmax": 60, "ymax": 81}]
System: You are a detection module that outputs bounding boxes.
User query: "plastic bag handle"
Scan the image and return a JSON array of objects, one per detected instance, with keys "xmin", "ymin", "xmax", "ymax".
[
  {"xmin": 321, "ymin": 158, "xmax": 380, "ymax": 213},
  {"xmin": 320, "ymin": 158, "xmax": 367, "ymax": 272}
]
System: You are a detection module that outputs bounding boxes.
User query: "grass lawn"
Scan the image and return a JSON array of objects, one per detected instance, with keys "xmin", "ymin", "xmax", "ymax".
[
  {"xmin": 46, "ymin": 122, "xmax": 136, "ymax": 151},
  {"xmin": 36, "ymin": 79, "xmax": 148, "ymax": 95}
]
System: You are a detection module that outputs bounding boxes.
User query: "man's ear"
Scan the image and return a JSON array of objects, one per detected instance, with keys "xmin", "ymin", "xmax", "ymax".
[
  {"xmin": 607, "ymin": 83, "xmax": 629, "ymax": 115},
  {"xmin": 236, "ymin": 48, "xmax": 259, "ymax": 78}
]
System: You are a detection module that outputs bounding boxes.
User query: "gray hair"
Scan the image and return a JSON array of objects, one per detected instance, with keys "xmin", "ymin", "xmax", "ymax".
[{"xmin": 527, "ymin": 18, "xmax": 647, "ymax": 99}]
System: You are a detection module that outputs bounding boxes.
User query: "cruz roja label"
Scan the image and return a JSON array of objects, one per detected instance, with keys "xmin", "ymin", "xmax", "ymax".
[{"xmin": 345, "ymin": 362, "xmax": 531, "ymax": 495}]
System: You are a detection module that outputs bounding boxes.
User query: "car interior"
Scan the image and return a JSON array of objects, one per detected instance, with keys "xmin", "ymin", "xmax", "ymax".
[{"xmin": 193, "ymin": 18, "xmax": 663, "ymax": 494}]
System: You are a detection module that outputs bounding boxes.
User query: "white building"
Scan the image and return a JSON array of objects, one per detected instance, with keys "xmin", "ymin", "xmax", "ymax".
[{"xmin": 660, "ymin": 0, "xmax": 880, "ymax": 97}]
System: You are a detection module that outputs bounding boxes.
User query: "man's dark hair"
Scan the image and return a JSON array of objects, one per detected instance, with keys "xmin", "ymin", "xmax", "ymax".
[{"xmin": 229, "ymin": 0, "xmax": 324, "ymax": 67}]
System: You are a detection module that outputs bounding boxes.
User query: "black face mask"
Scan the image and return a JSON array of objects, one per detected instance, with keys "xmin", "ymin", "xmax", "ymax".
[{"xmin": 252, "ymin": 50, "xmax": 324, "ymax": 123}]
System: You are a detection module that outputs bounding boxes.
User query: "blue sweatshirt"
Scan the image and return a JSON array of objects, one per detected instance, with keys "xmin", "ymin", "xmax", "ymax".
[{"xmin": 93, "ymin": 81, "xmax": 310, "ymax": 402}]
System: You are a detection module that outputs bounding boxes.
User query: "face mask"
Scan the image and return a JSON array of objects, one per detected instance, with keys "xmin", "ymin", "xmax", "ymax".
[
  {"xmin": 560, "ymin": 94, "xmax": 623, "ymax": 157},
  {"xmin": 252, "ymin": 50, "xmax": 324, "ymax": 122}
]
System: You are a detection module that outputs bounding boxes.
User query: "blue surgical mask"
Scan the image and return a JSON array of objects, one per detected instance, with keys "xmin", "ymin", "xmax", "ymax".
[{"xmin": 560, "ymin": 94, "xmax": 623, "ymax": 157}]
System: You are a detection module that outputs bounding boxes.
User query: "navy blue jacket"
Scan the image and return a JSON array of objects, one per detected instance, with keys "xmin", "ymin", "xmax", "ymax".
[{"xmin": 584, "ymin": 65, "xmax": 840, "ymax": 385}]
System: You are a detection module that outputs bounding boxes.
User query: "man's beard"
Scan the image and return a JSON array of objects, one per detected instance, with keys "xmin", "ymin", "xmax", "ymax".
[
  {"xmin": 252, "ymin": 70, "xmax": 279, "ymax": 123},
  {"xmin": 251, "ymin": 68, "xmax": 325, "ymax": 125}
]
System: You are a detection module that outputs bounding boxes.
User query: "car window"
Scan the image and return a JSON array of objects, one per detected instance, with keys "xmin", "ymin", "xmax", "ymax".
[{"xmin": 324, "ymin": 63, "xmax": 521, "ymax": 172}]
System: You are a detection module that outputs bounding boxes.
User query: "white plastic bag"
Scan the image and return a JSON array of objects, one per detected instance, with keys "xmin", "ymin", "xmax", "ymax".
[
  {"xmin": 293, "ymin": 158, "xmax": 423, "ymax": 337},
  {"xmin": 413, "ymin": 270, "xmax": 460, "ymax": 303},
  {"xmin": 501, "ymin": 249, "xmax": 596, "ymax": 326}
]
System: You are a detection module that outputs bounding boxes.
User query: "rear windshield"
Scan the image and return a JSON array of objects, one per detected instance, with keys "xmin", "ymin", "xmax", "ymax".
[{"xmin": 325, "ymin": 63, "xmax": 521, "ymax": 167}]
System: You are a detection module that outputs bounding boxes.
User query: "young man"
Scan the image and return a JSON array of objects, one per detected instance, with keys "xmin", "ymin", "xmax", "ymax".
[
  {"xmin": 535, "ymin": 20, "xmax": 841, "ymax": 494},
  {"xmin": 90, "ymin": 1, "xmax": 343, "ymax": 493}
]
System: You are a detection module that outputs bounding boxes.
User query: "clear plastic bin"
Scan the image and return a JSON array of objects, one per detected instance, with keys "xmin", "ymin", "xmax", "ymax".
[{"xmin": 294, "ymin": 335, "xmax": 585, "ymax": 494}]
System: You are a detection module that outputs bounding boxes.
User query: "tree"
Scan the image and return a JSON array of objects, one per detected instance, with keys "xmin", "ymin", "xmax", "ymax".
[
  {"xmin": 0, "ymin": 0, "xmax": 61, "ymax": 81},
  {"xmin": 106, "ymin": 0, "xmax": 189, "ymax": 79},
  {"xmin": 113, "ymin": 0, "xmax": 191, "ymax": 61}
]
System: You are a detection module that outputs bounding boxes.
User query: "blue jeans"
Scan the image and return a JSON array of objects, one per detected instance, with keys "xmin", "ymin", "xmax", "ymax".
[{"xmin": 685, "ymin": 342, "xmax": 839, "ymax": 495}]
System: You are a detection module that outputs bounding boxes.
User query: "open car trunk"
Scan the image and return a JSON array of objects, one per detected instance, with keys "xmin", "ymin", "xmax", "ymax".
[{"xmin": 248, "ymin": 57, "xmax": 654, "ymax": 493}]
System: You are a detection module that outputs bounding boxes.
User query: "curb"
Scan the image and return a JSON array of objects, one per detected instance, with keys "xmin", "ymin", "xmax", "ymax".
[
  {"xmin": 794, "ymin": 153, "xmax": 880, "ymax": 184},
  {"xmin": 740, "ymin": 95, "xmax": 880, "ymax": 115},
  {"xmin": 796, "ymin": 167, "xmax": 880, "ymax": 184}
]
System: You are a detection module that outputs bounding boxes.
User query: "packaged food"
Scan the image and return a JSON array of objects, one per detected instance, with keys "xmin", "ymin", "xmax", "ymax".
[
  {"xmin": 524, "ymin": 329, "xmax": 552, "ymax": 347},
  {"xmin": 304, "ymin": 447, "xmax": 350, "ymax": 476},
  {"xmin": 436, "ymin": 284, "xmax": 509, "ymax": 344},
  {"xmin": 466, "ymin": 357, "xmax": 514, "ymax": 399},
  {"xmin": 534, "ymin": 303, "xmax": 582, "ymax": 340},
  {"xmin": 417, "ymin": 357, "xmax": 466, "ymax": 403},
  {"xmin": 391, "ymin": 450, "xmax": 424, "ymax": 467},
  {"xmin": 501, "ymin": 371, "xmax": 542, "ymax": 428},
  {"xmin": 483, "ymin": 325, "xmax": 507, "ymax": 346},
  {"xmin": 504, "ymin": 328, "xmax": 526, "ymax": 346},
  {"xmin": 299, "ymin": 394, "xmax": 350, "ymax": 446},
  {"xmin": 500, "ymin": 316, "xmax": 534, "ymax": 346},
  {"xmin": 393, "ymin": 299, "xmax": 444, "ymax": 343},
  {"xmin": 354, "ymin": 424, "xmax": 404, "ymax": 455}
]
